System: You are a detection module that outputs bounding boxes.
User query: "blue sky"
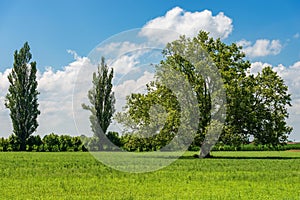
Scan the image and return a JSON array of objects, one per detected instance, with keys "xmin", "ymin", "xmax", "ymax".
[
  {"xmin": 1, "ymin": 0, "xmax": 300, "ymax": 141},
  {"xmin": 1, "ymin": 0, "xmax": 299, "ymax": 70}
]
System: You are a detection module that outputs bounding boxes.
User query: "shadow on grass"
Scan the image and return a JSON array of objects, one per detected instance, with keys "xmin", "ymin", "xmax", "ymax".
[{"xmin": 179, "ymin": 154, "xmax": 300, "ymax": 160}]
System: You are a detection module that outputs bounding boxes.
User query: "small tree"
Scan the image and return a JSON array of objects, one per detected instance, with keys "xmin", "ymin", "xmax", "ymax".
[
  {"xmin": 59, "ymin": 135, "xmax": 73, "ymax": 151},
  {"xmin": 5, "ymin": 42, "xmax": 40, "ymax": 151},
  {"xmin": 0, "ymin": 137, "xmax": 9, "ymax": 151},
  {"xmin": 251, "ymin": 66, "xmax": 292, "ymax": 147},
  {"xmin": 43, "ymin": 133, "xmax": 60, "ymax": 152},
  {"xmin": 8, "ymin": 134, "xmax": 20, "ymax": 151},
  {"xmin": 82, "ymin": 57, "xmax": 115, "ymax": 150},
  {"xmin": 27, "ymin": 135, "xmax": 43, "ymax": 151}
]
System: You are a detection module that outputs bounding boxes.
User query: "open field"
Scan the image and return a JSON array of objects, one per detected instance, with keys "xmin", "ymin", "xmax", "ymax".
[{"xmin": 0, "ymin": 151, "xmax": 299, "ymax": 199}]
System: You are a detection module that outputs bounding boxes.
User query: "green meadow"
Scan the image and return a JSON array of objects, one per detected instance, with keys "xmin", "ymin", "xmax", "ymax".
[{"xmin": 0, "ymin": 151, "xmax": 299, "ymax": 199}]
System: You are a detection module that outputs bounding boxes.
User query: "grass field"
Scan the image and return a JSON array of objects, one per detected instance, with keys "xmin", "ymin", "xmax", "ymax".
[{"xmin": 0, "ymin": 151, "xmax": 299, "ymax": 199}]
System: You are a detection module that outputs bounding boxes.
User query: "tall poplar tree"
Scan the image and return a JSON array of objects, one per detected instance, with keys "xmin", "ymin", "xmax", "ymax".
[
  {"xmin": 82, "ymin": 57, "xmax": 115, "ymax": 150},
  {"xmin": 5, "ymin": 42, "xmax": 40, "ymax": 151}
]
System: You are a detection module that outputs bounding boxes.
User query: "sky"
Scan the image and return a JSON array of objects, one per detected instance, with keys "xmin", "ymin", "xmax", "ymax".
[{"xmin": 0, "ymin": 0, "xmax": 300, "ymax": 141}]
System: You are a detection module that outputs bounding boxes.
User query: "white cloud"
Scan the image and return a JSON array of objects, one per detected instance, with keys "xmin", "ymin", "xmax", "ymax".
[
  {"xmin": 140, "ymin": 7, "xmax": 233, "ymax": 44},
  {"xmin": 0, "ymin": 69, "xmax": 11, "ymax": 110},
  {"xmin": 114, "ymin": 71, "xmax": 154, "ymax": 101},
  {"xmin": 110, "ymin": 54, "xmax": 140, "ymax": 75},
  {"xmin": 96, "ymin": 42, "xmax": 147, "ymax": 58},
  {"xmin": 237, "ymin": 39, "xmax": 282, "ymax": 58},
  {"xmin": 293, "ymin": 33, "xmax": 300, "ymax": 39},
  {"xmin": 249, "ymin": 62, "xmax": 272, "ymax": 75},
  {"xmin": 0, "ymin": 69, "xmax": 12, "ymax": 136},
  {"xmin": 273, "ymin": 61, "xmax": 300, "ymax": 98},
  {"xmin": 0, "ymin": 69, "xmax": 11, "ymax": 91},
  {"xmin": 0, "ymin": 52, "xmax": 94, "ymax": 137},
  {"xmin": 37, "ymin": 55, "xmax": 92, "ymax": 135},
  {"xmin": 93, "ymin": 41, "xmax": 162, "ymax": 75}
]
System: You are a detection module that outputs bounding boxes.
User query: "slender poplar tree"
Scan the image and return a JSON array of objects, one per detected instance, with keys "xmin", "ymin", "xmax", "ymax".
[
  {"xmin": 5, "ymin": 42, "xmax": 40, "ymax": 151},
  {"xmin": 82, "ymin": 57, "xmax": 115, "ymax": 150}
]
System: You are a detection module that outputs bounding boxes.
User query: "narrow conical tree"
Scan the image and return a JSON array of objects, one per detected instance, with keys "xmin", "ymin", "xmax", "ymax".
[
  {"xmin": 82, "ymin": 57, "xmax": 115, "ymax": 150},
  {"xmin": 5, "ymin": 42, "xmax": 40, "ymax": 151}
]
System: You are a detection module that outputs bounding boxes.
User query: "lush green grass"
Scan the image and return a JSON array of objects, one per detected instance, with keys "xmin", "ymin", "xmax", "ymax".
[{"xmin": 0, "ymin": 151, "xmax": 299, "ymax": 199}]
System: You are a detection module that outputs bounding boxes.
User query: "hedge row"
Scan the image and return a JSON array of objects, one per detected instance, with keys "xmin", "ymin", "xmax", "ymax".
[{"xmin": 0, "ymin": 133, "xmax": 87, "ymax": 152}]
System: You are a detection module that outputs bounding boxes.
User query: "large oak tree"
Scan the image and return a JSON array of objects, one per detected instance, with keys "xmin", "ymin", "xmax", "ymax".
[{"xmin": 116, "ymin": 31, "xmax": 292, "ymax": 156}]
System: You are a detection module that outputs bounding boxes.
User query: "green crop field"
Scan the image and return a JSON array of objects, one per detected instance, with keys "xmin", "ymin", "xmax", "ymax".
[{"xmin": 0, "ymin": 151, "xmax": 299, "ymax": 200}]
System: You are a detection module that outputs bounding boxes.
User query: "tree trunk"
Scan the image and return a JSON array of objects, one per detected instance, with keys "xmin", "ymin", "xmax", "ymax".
[
  {"xmin": 98, "ymin": 143, "xmax": 103, "ymax": 151},
  {"xmin": 20, "ymin": 139, "xmax": 26, "ymax": 151},
  {"xmin": 199, "ymin": 143, "xmax": 213, "ymax": 158}
]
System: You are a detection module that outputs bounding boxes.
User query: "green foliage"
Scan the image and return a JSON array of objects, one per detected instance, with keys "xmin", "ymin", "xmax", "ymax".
[
  {"xmin": 116, "ymin": 31, "xmax": 292, "ymax": 154},
  {"xmin": 8, "ymin": 134, "xmax": 20, "ymax": 151},
  {"xmin": 43, "ymin": 133, "xmax": 60, "ymax": 152},
  {"xmin": 0, "ymin": 152, "xmax": 299, "ymax": 199},
  {"xmin": 82, "ymin": 57, "xmax": 115, "ymax": 149},
  {"xmin": 58, "ymin": 135, "xmax": 73, "ymax": 151},
  {"xmin": 27, "ymin": 135, "xmax": 43, "ymax": 151},
  {"xmin": 0, "ymin": 133, "xmax": 86, "ymax": 152},
  {"xmin": 115, "ymin": 82, "xmax": 181, "ymax": 151},
  {"xmin": 106, "ymin": 131, "xmax": 121, "ymax": 150},
  {"xmin": 5, "ymin": 42, "xmax": 40, "ymax": 151},
  {"xmin": 250, "ymin": 67, "xmax": 292, "ymax": 147},
  {"xmin": 0, "ymin": 137, "xmax": 9, "ymax": 151},
  {"xmin": 42, "ymin": 134, "xmax": 84, "ymax": 152},
  {"xmin": 72, "ymin": 136, "xmax": 83, "ymax": 151}
]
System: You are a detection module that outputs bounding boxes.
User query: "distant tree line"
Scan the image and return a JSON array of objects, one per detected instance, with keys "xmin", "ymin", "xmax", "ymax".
[
  {"xmin": 1, "ymin": 132, "xmax": 299, "ymax": 152},
  {"xmin": 0, "ymin": 131, "xmax": 169, "ymax": 152},
  {"xmin": 0, "ymin": 133, "xmax": 86, "ymax": 152}
]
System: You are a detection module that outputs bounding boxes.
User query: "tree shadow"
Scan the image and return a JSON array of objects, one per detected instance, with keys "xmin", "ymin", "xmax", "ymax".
[{"xmin": 179, "ymin": 154, "xmax": 300, "ymax": 160}]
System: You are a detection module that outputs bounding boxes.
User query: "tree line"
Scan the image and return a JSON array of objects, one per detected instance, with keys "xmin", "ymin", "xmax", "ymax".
[
  {"xmin": 1, "ymin": 132, "xmax": 299, "ymax": 152},
  {"xmin": 0, "ymin": 133, "xmax": 85, "ymax": 152},
  {"xmin": 2, "ymin": 31, "xmax": 293, "ymax": 155}
]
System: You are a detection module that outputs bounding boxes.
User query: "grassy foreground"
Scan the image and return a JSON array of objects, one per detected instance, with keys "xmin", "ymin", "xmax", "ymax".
[{"xmin": 0, "ymin": 151, "xmax": 299, "ymax": 199}]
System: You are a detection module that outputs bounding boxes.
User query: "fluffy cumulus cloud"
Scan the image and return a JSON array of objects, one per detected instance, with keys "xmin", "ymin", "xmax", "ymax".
[
  {"xmin": 94, "ymin": 41, "xmax": 163, "ymax": 75},
  {"xmin": 0, "ymin": 69, "xmax": 12, "ymax": 136},
  {"xmin": 0, "ymin": 52, "xmax": 93, "ymax": 137},
  {"xmin": 0, "ymin": 69, "xmax": 11, "ymax": 109},
  {"xmin": 249, "ymin": 61, "xmax": 272, "ymax": 75},
  {"xmin": 237, "ymin": 39, "xmax": 282, "ymax": 58},
  {"xmin": 109, "ymin": 52, "xmax": 141, "ymax": 75},
  {"xmin": 37, "ymin": 55, "xmax": 93, "ymax": 135},
  {"xmin": 140, "ymin": 7, "xmax": 233, "ymax": 44},
  {"xmin": 113, "ymin": 71, "xmax": 154, "ymax": 102}
]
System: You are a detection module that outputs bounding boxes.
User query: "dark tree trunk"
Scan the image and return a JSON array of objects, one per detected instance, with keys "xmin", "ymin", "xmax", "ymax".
[
  {"xmin": 199, "ymin": 143, "xmax": 213, "ymax": 158},
  {"xmin": 20, "ymin": 139, "xmax": 26, "ymax": 151}
]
